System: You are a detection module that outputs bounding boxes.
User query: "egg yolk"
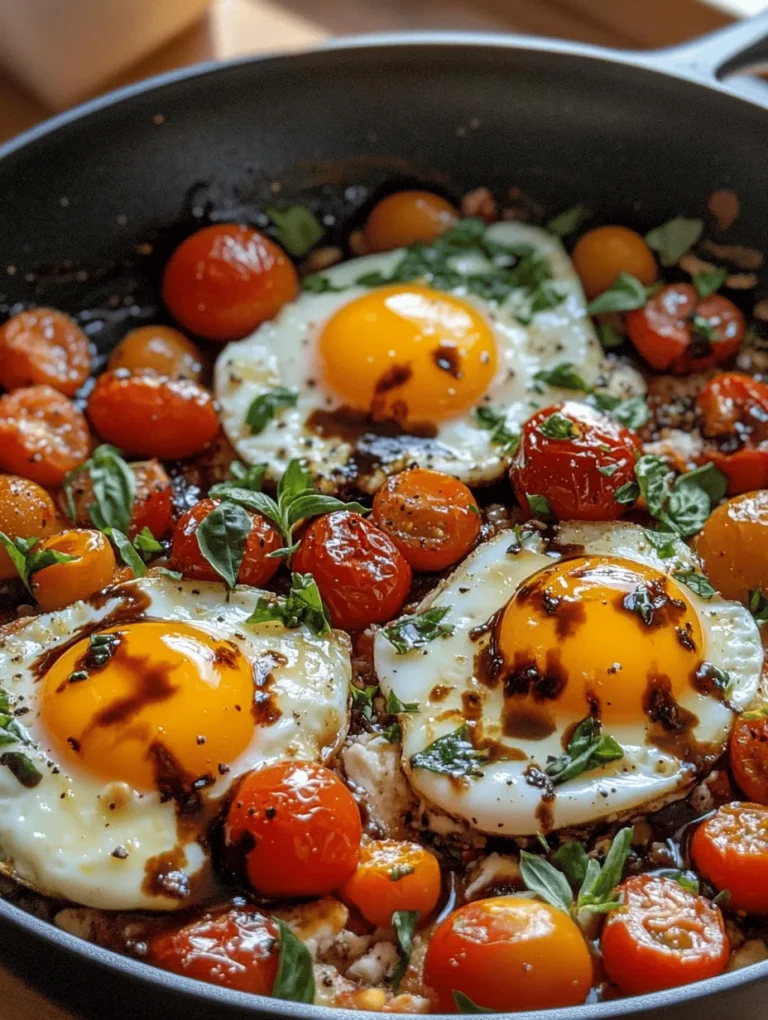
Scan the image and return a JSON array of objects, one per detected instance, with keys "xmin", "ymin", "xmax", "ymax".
[
  {"xmin": 317, "ymin": 284, "xmax": 497, "ymax": 424},
  {"xmin": 497, "ymin": 556, "xmax": 704, "ymax": 729},
  {"xmin": 41, "ymin": 622, "xmax": 256, "ymax": 792}
]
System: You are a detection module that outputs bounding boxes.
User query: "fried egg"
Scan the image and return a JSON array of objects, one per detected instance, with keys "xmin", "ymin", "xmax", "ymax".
[
  {"xmin": 374, "ymin": 523, "xmax": 763, "ymax": 836},
  {"xmin": 215, "ymin": 222, "xmax": 644, "ymax": 492},
  {"xmin": 0, "ymin": 575, "xmax": 351, "ymax": 910}
]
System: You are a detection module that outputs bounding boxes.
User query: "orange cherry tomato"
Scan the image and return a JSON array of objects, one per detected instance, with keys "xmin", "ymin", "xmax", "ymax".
[
  {"xmin": 0, "ymin": 386, "xmax": 91, "ymax": 487},
  {"xmin": 424, "ymin": 897, "xmax": 593, "ymax": 1013},
  {"xmin": 696, "ymin": 374, "xmax": 768, "ymax": 495},
  {"xmin": 691, "ymin": 801, "xmax": 768, "ymax": 913},
  {"xmin": 626, "ymin": 284, "xmax": 745, "ymax": 374},
  {"xmin": 730, "ymin": 715, "xmax": 768, "ymax": 805},
  {"xmin": 170, "ymin": 498, "xmax": 281, "ymax": 587},
  {"xmin": 148, "ymin": 907, "xmax": 279, "ymax": 995},
  {"xmin": 571, "ymin": 226, "xmax": 657, "ymax": 300},
  {"xmin": 162, "ymin": 224, "xmax": 299, "ymax": 342},
  {"xmin": 64, "ymin": 458, "xmax": 173, "ymax": 540},
  {"xmin": 363, "ymin": 191, "xmax": 458, "ymax": 253},
  {"xmin": 601, "ymin": 875, "xmax": 729, "ymax": 995},
  {"xmin": 0, "ymin": 307, "xmax": 91, "ymax": 396},
  {"xmin": 339, "ymin": 839, "xmax": 441, "ymax": 927},
  {"xmin": 694, "ymin": 490, "xmax": 768, "ymax": 603},
  {"xmin": 372, "ymin": 468, "xmax": 480, "ymax": 572},
  {"xmin": 509, "ymin": 402, "xmax": 640, "ymax": 521},
  {"xmin": 108, "ymin": 325, "xmax": 203, "ymax": 381},
  {"xmin": 87, "ymin": 371, "xmax": 219, "ymax": 460},
  {"xmin": 292, "ymin": 511, "xmax": 412, "ymax": 631},
  {"xmin": 224, "ymin": 761, "xmax": 362, "ymax": 898},
  {"xmin": 30, "ymin": 529, "xmax": 116, "ymax": 612},
  {"xmin": 0, "ymin": 476, "xmax": 59, "ymax": 579}
]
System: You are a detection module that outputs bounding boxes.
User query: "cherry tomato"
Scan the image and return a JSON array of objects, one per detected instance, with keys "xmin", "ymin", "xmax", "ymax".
[
  {"xmin": 64, "ymin": 458, "xmax": 173, "ymax": 540},
  {"xmin": 0, "ymin": 307, "xmax": 91, "ymax": 396},
  {"xmin": 601, "ymin": 875, "xmax": 729, "ymax": 995},
  {"xmin": 363, "ymin": 190, "xmax": 458, "ymax": 253},
  {"xmin": 31, "ymin": 529, "xmax": 116, "ymax": 612},
  {"xmin": 423, "ymin": 897, "xmax": 593, "ymax": 1013},
  {"xmin": 626, "ymin": 284, "xmax": 745, "ymax": 374},
  {"xmin": 162, "ymin": 224, "xmax": 298, "ymax": 342},
  {"xmin": 0, "ymin": 476, "xmax": 60, "ymax": 580},
  {"xmin": 372, "ymin": 468, "xmax": 480, "ymax": 572},
  {"xmin": 148, "ymin": 907, "xmax": 279, "ymax": 995},
  {"xmin": 108, "ymin": 325, "xmax": 203, "ymax": 381},
  {"xmin": 292, "ymin": 511, "xmax": 411, "ymax": 630},
  {"xmin": 339, "ymin": 839, "xmax": 441, "ymax": 928},
  {"xmin": 509, "ymin": 402, "xmax": 640, "ymax": 521},
  {"xmin": 571, "ymin": 226, "xmax": 657, "ymax": 300},
  {"xmin": 0, "ymin": 386, "xmax": 91, "ymax": 486},
  {"xmin": 694, "ymin": 490, "xmax": 768, "ymax": 603},
  {"xmin": 87, "ymin": 371, "xmax": 219, "ymax": 460},
  {"xmin": 691, "ymin": 801, "xmax": 768, "ymax": 913},
  {"xmin": 224, "ymin": 761, "xmax": 361, "ymax": 898},
  {"xmin": 730, "ymin": 715, "xmax": 768, "ymax": 805},
  {"xmin": 170, "ymin": 498, "xmax": 281, "ymax": 587},
  {"xmin": 696, "ymin": 374, "xmax": 768, "ymax": 494}
]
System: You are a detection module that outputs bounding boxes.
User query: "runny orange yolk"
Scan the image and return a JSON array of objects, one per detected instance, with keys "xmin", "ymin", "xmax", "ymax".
[
  {"xmin": 41, "ymin": 621, "xmax": 256, "ymax": 792},
  {"xmin": 317, "ymin": 283, "xmax": 497, "ymax": 424},
  {"xmin": 497, "ymin": 556, "xmax": 703, "ymax": 728}
]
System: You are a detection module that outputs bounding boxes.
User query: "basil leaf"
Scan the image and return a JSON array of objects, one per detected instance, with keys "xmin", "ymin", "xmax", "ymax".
[
  {"xmin": 246, "ymin": 388, "xmax": 298, "ymax": 435},
  {"xmin": 302, "ymin": 274, "xmax": 343, "ymax": 294},
  {"xmin": 712, "ymin": 889, "xmax": 731, "ymax": 909},
  {"xmin": 587, "ymin": 272, "xmax": 650, "ymax": 315},
  {"xmin": 665, "ymin": 483, "xmax": 711, "ymax": 538},
  {"xmin": 597, "ymin": 463, "xmax": 619, "ymax": 477},
  {"xmin": 132, "ymin": 526, "xmax": 164, "ymax": 560},
  {"xmin": 692, "ymin": 314, "xmax": 718, "ymax": 342},
  {"xmin": 0, "ymin": 532, "xmax": 33, "ymax": 589},
  {"xmin": 645, "ymin": 216, "xmax": 703, "ymax": 267},
  {"xmin": 635, "ymin": 455, "xmax": 671, "ymax": 517},
  {"xmin": 382, "ymin": 722, "xmax": 402, "ymax": 743},
  {"xmin": 693, "ymin": 267, "xmax": 727, "ymax": 299},
  {"xmin": 386, "ymin": 690, "xmax": 419, "ymax": 714},
  {"xmin": 215, "ymin": 461, "xmax": 268, "ymax": 497},
  {"xmin": 537, "ymin": 412, "xmax": 577, "ymax": 440},
  {"xmin": 390, "ymin": 864, "xmax": 415, "ymax": 881},
  {"xmin": 749, "ymin": 587, "xmax": 768, "ymax": 625},
  {"xmin": 526, "ymin": 493, "xmax": 553, "ymax": 519},
  {"xmin": 674, "ymin": 462, "xmax": 727, "ymax": 506},
  {"xmin": 597, "ymin": 321, "xmax": 623, "ymax": 350},
  {"xmin": 284, "ymin": 493, "xmax": 369, "ymax": 531},
  {"xmin": 271, "ymin": 917, "xmax": 315, "ymax": 1004},
  {"xmin": 207, "ymin": 485, "xmax": 281, "ymax": 525},
  {"xmin": 553, "ymin": 841, "xmax": 589, "ymax": 886},
  {"xmin": 265, "ymin": 204, "xmax": 323, "ymax": 257},
  {"xmin": 545, "ymin": 716, "xmax": 623, "ymax": 785},
  {"xmin": 382, "ymin": 606, "xmax": 454, "ymax": 655},
  {"xmin": 533, "ymin": 362, "xmax": 588, "ymax": 391},
  {"xmin": 529, "ymin": 280, "xmax": 567, "ymax": 317},
  {"xmin": 674, "ymin": 569, "xmax": 717, "ymax": 599},
  {"xmin": 519, "ymin": 850, "xmax": 574, "ymax": 912},
  {"xmin": 350, "ymin": 684, "xmax": 378, "ymax": 722},
  {"xmin": 410, "ymin": 724, "xmax": 487, "ymax": 779},
  {"xmin": 577, "ymin": 826, "xmax": 634, "ymax": 911},
  {"xmin": 0, "ymin": 751, "xmax": 42, "ymax": 789},
  {"xmin": 453, "ymin": 992, "xmax": 494, "ymax": 1013},
  {"xmin": 474, "ymin": 405, "xmax": 520, "ymax": 453},
  {"xmin": 158, "ymin": 567, "xmax": 183, "ymax": 581},
  {"xmin": 614, "ymin": 481, "xmax": 640, "ymax": 505},
  {"xmin": 643, "ymin": 527, "xmax": 678, "ymax": 559},
  {"xmin": 390, "ymin": 910, "xmax": 419, "ymax": 990},
  {"xmin": 278, "ymin": 458, "xmax": 314, "ymax": 505},
  {"xmin": 608, "ymin": 395, "xmax": 649, "ymax": 430},
  {"xmin": 195, "ymin": 501, "xmax": 252, "ymax": 589},
  {"xmin": 247, "ymin": 572, "xmax": 331, "ymax": 636},
  {"xmin": 546, "ymin": 205, "xmax": 590, "ymax": 238},
  {"xmin": 86, "ymin": 445, "xmax": 136, "ymax": 535},
  {"xmin": 26, "ymin": 547, "xmax": 78, "ymax": 576},
  {"xmin": 106, "ymin": 528, "xmax": 147, "ymax": 578}
]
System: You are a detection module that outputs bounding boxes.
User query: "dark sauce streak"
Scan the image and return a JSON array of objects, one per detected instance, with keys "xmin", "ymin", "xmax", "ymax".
[
  {"xmin": 503, "ymin": 707, "xmax": 556, "ymax": 740},
  {"xmin": 618, "ymin": 579, "xmax": 687, "ymax": 630},
  {"xmin": 470, "ymin": 609, "xmax": 505, "ymax": 688},
  {"xmin": 504, "ymin": 649, "xmax": 567, "ymax": 702},
  {"xmin": 642, "ymin": 673, "xmax": 712, "ymax": 765},
  {"xmin": 516, "ymin": 573, "xmax": 588, "ymax": 640},
  {"xmin": 141, "ymin": 845, "xmax": 190, "ymax": 901},
  {"xmin": 305, "ymin": 406, "xmax": 438, "ymax": 443},
  {"xmin": 676, "ymin": 624, "xmax": 697, "ymax": 652},
  {"xmin": 252, "ymin": 650, "xmax": 287, "ymax": 726},
  {"xmin": 431, "ymin": 342, "xmax": 462, "ymax": 378},
  {"xmin": 430, "ymin": 684, "xmax": 453, "ymax": 703}
]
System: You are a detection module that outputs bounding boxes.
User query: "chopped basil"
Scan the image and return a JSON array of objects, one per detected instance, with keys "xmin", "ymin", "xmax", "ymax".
[
  {"xmin": 673, "ymin": 569, "xmax": 717, "ymax": 599},
  {"xmin": 546, "ymin": 205, "xmax": 590, "ymax": 238},
  {"xmin": 213, "ymin": 460, "xmax": 267, "ymax": 497},
  {"xmin": 520, "ymin": 850, "xmax": 574, "ymax": 912},
  {"xmin": 63, "ymin": 444, "xmax": 136, "ymax": 535},
  {"xmin": 635, "ymin": 455, "xmax": 671, "ymax": 516},
  {"xmin": 271, "ymin": 917, "xmax": 315, "ymax": 1004},
  {"xmin": 246, "ymin": 387, "xmax": 298, "ymax": 435},
  {"xmin": 301, "ymin": 273, "xmax": 343, "ymax": 293},
  {"xmin": 692, "ymin": 313, "xmax": 718, "ymax": 341},
  {"xmin": 526, "ymin": 493, "xmax": 553, "ymax": 519},
  {"xmin": 643, "ymin": 527, "xmax": 678, "ymax": 559},
  {"xmin": 575, "ymin": 827, "xmax": 634, "ymax": 914},
  {"xmin": 410, "ymin": 724, "xmax": 487, "ymax": 779},
  {"xmin": 386, "ymin": 690, "xmax": 419, "ymax": 714},
  {"xmin": 629, "ymin": 456, "xmax": 726, "ymax": 537},
  {"xmin": 389, "ymin": 864, "xmax": 415, "ymax": 882},
  {"xmin": 533, "ymin": 362, "xmax": 588, "ymax": 391},
  {"xmin": 247, "ymin": 572, "xmax": 331, "ymax": 637},
  {"xmin": 596, "ymin": 393, "xmax": 649, "ymax": 430},
  {"xmin": 390, "ymin": 910, "xmax": 419, "ymax": 990},
  {"xmin": 506, "ymin": 524, "xmax": 539, "ymax": 554},
  {"xmin": 132, "ymin": 526, "xmax": 164, "ymax": 560},
  {"xmin": 614, "ymin": 481, "xmax": 640, "ymax": 505},
  {"xmin": 749, "ymin": 587, "xmax": 768, "ymax": 624},
  {"xmin": 195, "ymin": 501, "xmax": 252, "ymax": 589},
  {"xmin": 537, "ymin": 411, "xmax": 577, "ymax": 440},
  {"xmin": 474, "ymin": 405, "xmax": 520, "ymax": 453},
  {"xmin": 545, "ymin": 716, "xmax": 623, "ymax": 785},
  {"xmin": 587, "ymin": 272, "xmax": 652, "ymax": 315},
  {"xmin": 597, "ymin": 321, "xmax": 623, "ymax": 350},
  {"xmin": 661, "ymin": 870, "xmax": 700, "ymax": 895},
  {"xmin": 696, "ymin": 662, "xmax": 733, "ymax": 700},
  {"xmin": 453, "ymin": 992, "xmax": 493, "ymax": 1014},
  {"xmin": 623, "ymin": 582, "xmax": 667, "ymax": 625},
  {"xmin": 645, "ymin": 216, "xmax": 703, "ymax": 267},
  {"xmin": 0, "ymin": 533, "xmax": 76, "ymax": 594},
  {"xmin": 265, "ymin": 204, "xmax": 323, "ymax": 257},
  {"xmin": 553, "ymin": 841, "xmax": 589, "ymax": 886},
  {"xmin": 350, "ymin": 684, "xmax": 378, "ymax": 721},
  {"xmin": 597, "ymin": 463, "xmax": 619, "ymax": 477},
  {"xmin": 693, "ymin": 267, "xmax": 727, "ymax": 299},
  {"xmin": 0, "ymin": 689, "xmax": 40, "ymax": 788},
  {"xmin": 0, "ymin": 751, "xmax": 42, "ymax": 789},
  {"xmin": 158, "ymin": 567, "xmax": 183, "ymax": 581},
  {"xmin": 382, "ymin": 605, "xmax": 454, "ymax": 655},
  {"xmin": 382, "ymin": 722, "xmax": 402, "ymax": 743},
  {"xmin": 87, "ymin": 632, "xmax": 121, "ymax": 669},
  {"xmin": 106, "ymin": 528, "xmax": 147, "ymax": 577}
]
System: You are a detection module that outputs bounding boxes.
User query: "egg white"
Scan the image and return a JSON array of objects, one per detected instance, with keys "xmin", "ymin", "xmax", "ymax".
[
  {"xmin": 373, "ymin": 523, "xmax": 763, "ymax": 836},
  {"xmin": 214, "ymin": 222, "xmax": 645, "ymax": 493},
  {"xmin": 0, "ymin": 575, "xmax": 351, "ymax": 910}
]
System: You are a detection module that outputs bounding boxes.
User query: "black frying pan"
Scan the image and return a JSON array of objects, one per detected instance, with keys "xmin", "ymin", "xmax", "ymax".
[{"xmin": 1, "ymin": 13, "xmax": 768, "ymax": 1020}]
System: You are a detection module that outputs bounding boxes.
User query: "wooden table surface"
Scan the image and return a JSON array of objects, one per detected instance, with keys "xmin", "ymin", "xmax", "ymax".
[{"xmin": 0, "ymin": 0, "xmax": 752, "ymax": 1015}]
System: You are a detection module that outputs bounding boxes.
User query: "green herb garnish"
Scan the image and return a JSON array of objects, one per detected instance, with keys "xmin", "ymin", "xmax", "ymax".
[
  {"xmin": 533, "ymin": 362, "xmax": 588, "ymax": 392},
  {"xmin": 390, "ymin": 910, "xmax": 419, "ymax": 990},
  {"xmin": 410, "ymin": 724, "xmax": 487, "ymax": 779},
  {"xmin": 195, "ymin": 501, "xmax": 252, "ymax": 589},
  {"xmin": 537, "ymin": 411, "xmax": 577, "ymax": 440},
  {"xmin": 247, "ymin": 572, "xmax": 331, "ymax": 637},
  {"xmin": 265, "ymin": 204, "xmax": 323, "ymax": 257},
  {"xmin": 474, "ymin": 405, "xmax": 520, "ymax": 453},
  {"xmin": 382, "ymin": 605, "xmax": 454, "ymax": 655},
  {"xmin": 246, "ymin": 387, "xmax": 298, "ymax": 435},
  {"xmin": 350, "ymin": 684, "xmax": 378, "ymax": 721},
  {"xmin": 587, "ymin": 272, "xmax": 654, "ymax": 315},
  {"xmin": 645, "ymin": 216, "xmax": 703, "ymax": 267},
  {"xmin": 526, "ymin": 494, "xmax": 553, "ymax": 519},
  {"xmin": 545, "ymin": 716, "xmax": 623, "ymax": 786},
  {"xmin": 0, "ymin": 533, "xmax": 76, "ymax": 594},
  {"xmin": 453, "ymin": 992, "xmax": 494, "ymax": 1013},
  {"xmin": 546, "ymin": 205, "xmax": 590, "ymax": 238},
  {"xmin": 673, "ymin": 569, "xmax": 717, "ymax": 599},
  {"xmin": 271, "ymin": 917, "xmax": 315, "ymax": 1003},
  {"xmin": 693, "ymin": 267, "xmax": 727, "ymax": 299}
]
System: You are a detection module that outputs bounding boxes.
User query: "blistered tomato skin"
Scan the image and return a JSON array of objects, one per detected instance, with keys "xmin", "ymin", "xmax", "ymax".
[
  {"xmin": 695, "ymin": 490, "xmax": 768, "ymax": 603},
  {"xmin": 339, "ymin": 839, "xmax": 441, "ymax": 927},
  {"xmin": 149, "ymin": 908, "xmax": 279, "ymax": 995},
  {"xmin": 424, "ymin": 897, "xmax": 593, "ymax": 1013},
  {"xmin": 510, "ymin": 402, "xmax": 641, "ymax": 521},
  {"xmin": 696, "ymin": 374, "xmax": 768, "ymax": 494},
  {"xmin": 292, "ymin": 511, "xmax": 412, "ymax": 631},
  {"xmin": 170, "ymin": 498, "xmax": 282, "ymax": 587},
  {"xmin": 363, "ymin": 191, "xmax": 458, "ymax": 253},
  {"xmin": 0, "ymin": 476, "xmax": 60, "ymax": 580},
  {"xmin": 0, "ymin": 386, "xmax": 91, "ymax": 486},
  {"xmin": 692, "ymin": 802, "xmax": 768, "ymax": 913},
  {"xmin": 31, "ymin": 529, "xmax": 116, "ymax": 612},
  {"xmin": 224, "ymin": 761, "xmax": 361, "ymax": 898},
  {"xmin": 372, "ymin": 468, "xmax": 480, "ymax": 572},
  {"xmin": 730, "ymin": 715, "xmax": 768, "ymax": 805},
  {"xmin": 162, "ymin": 224, "xmax": 299, "ymax": 342},
  {"xmin": 87, "ymin": 371, "xmax": 220, "ymax": 460},
  {"xmin": 65, "ymin": 458, "xmax": 173, "ymax": 540},
  {"xmin": 571, "ymin": 226, "xmax": 657, "ymax": 299},
  {"xmin": 0, "ymin": 308, "xmax": 91, "ymax": 396}
]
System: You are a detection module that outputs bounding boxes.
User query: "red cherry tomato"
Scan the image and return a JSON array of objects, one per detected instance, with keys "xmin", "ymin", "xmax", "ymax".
[
  {"xmin": 696, "ymin": 373, "xmax": 768, "ymax": 494},
  {"xmin": 162, "ymin": 224, "xmax": 299, "ymax": 342},
  {"xmin": 292, "ymin": 511, "xmax": 412, "ymax": 630},
  {"xmin": 626, "ymin": 284, "xmax": 744, "ymax": 374},
  {"xmin": 509, "ymin": 402, "xmax": 641, "ymax": 521},
  {"xmin": 0, "ymin": 307, "xmax": 91, "ymax": 396},
  {"xmin": 224, "ymin": 761, "xmax": 361, "ymax": 898},
  {"xmin": 170, "ymin": 498, "xmax": 282, "ymax": 586},
  {"xmin": 0, "ymin": 386, "xmax": 91, "ymax": 486}
]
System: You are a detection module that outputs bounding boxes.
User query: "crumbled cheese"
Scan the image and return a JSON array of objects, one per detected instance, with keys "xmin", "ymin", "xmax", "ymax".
[
  {"xmin": 342, "ymin": 734, "xmax": 414, "ymax": 839},
  {"xmin": 729, "ymin": 939, "xmax": 768, "ymax": 971},
  {"xmin": 346, "ymin": 940, "xmax": 399, "ymax": 984},
  {"xmin": 464, "ymin": 853, "xmax": 521, "ymax": 900}
]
